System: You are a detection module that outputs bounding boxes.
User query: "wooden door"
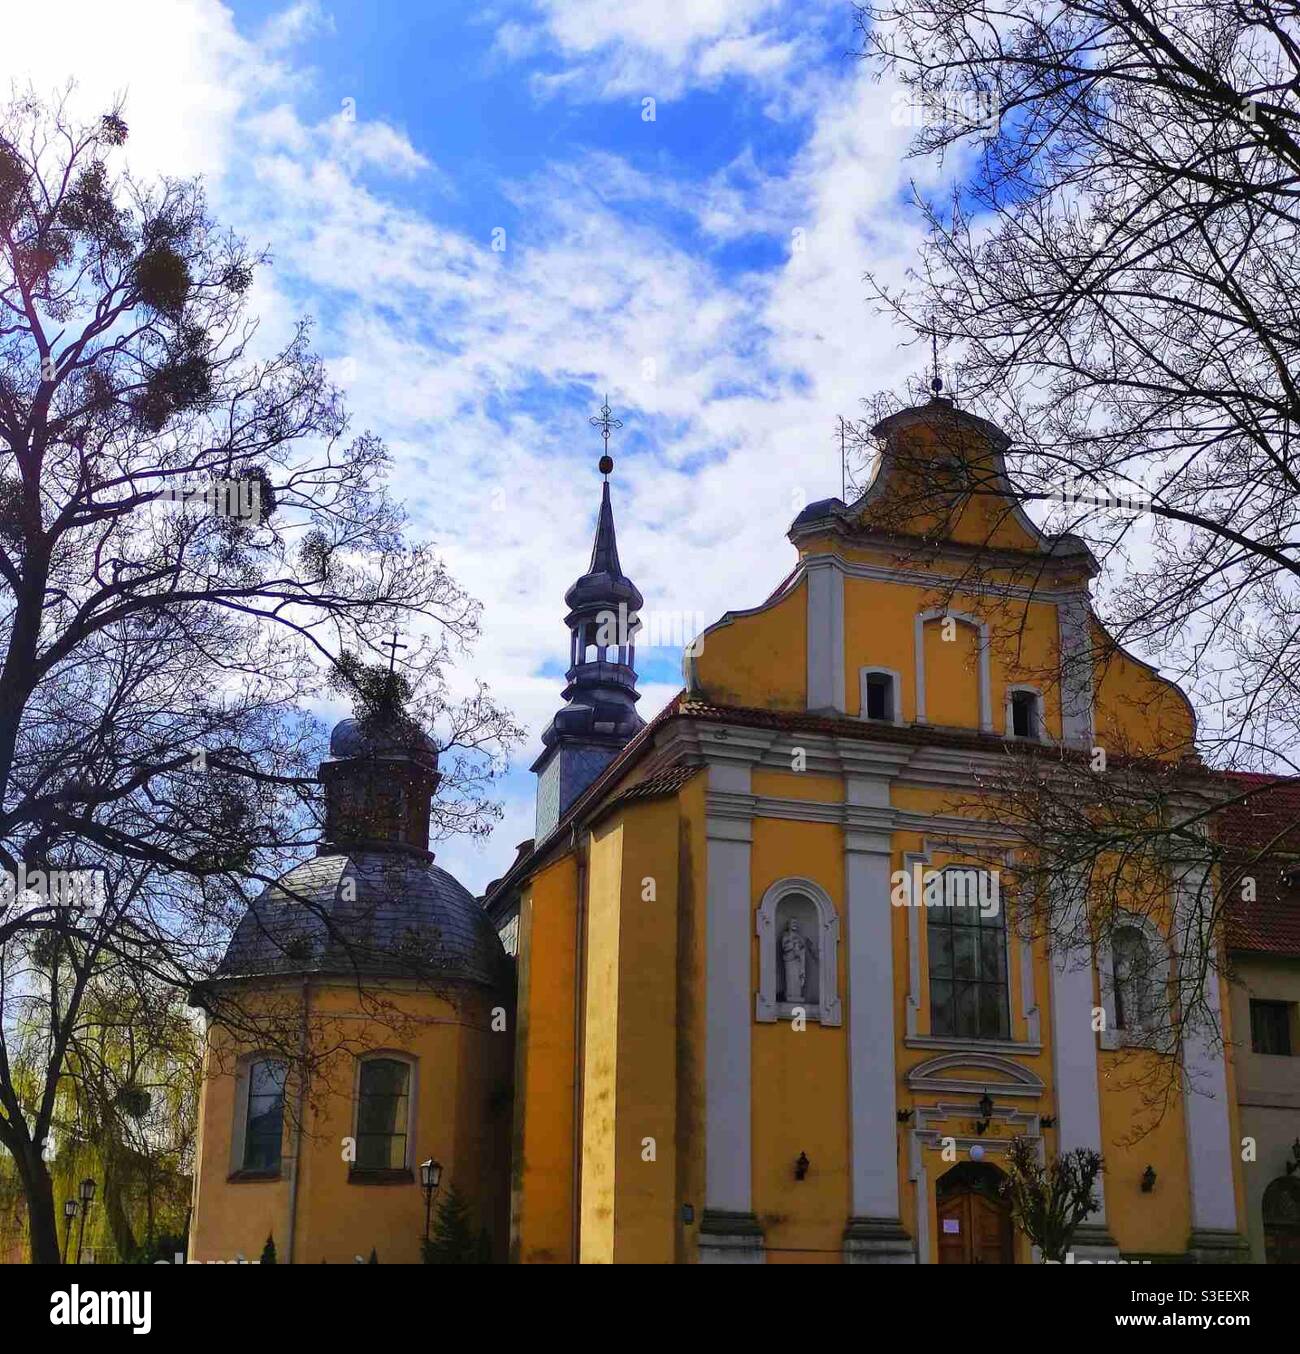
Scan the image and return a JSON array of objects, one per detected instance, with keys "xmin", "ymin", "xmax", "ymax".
[{"xmin": 937, "ymin": 1189, "xmax": 1014, "ymax": 1264}]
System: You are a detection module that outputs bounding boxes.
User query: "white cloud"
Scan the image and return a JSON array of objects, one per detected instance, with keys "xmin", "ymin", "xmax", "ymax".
[
  {"xmin": 0, "ymin": 1, "xmax": 930, "ymax": 892},
  {"xmin": 506, "ymin": 0, "xmax": 839, "ymax": 102}
]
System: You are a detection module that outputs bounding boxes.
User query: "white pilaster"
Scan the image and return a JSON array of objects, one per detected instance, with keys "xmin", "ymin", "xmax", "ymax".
[
  {"xmin": 701, "ymin": 760, "xmax": 762, "ymax": 1260},
  {"xmin": 846, "ymin": 831, "xmax": 899, "ymax": 1217},
  {"xmin": 842, "ymin": 772, "xmax": 914, "ymax": 1261},
  {"xmin": 806, "ymin": 561, "xmax": 845, "ymax": 714},
  {"xmin": 1058, "ymin": 593, "xmax": 1094, "ymax": 747},
  {"xmin": 1047, "ymin": 881, "xmax": 1114, "ymax": 1253},
  {"xmin": 1175, "ymin": 861, "xmax": 1242, "ymax": 1248}
]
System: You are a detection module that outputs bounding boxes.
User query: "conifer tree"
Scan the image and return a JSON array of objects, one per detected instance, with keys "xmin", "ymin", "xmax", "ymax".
[{"xmin": 422, "ymin": 1186, "xmax": 490, "ymax": 1264}]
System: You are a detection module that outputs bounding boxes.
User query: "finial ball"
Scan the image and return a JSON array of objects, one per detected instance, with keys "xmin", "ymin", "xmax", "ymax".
[{"xmin": 599, "ymin": 454, "xmax": 614, "ymax": 476}]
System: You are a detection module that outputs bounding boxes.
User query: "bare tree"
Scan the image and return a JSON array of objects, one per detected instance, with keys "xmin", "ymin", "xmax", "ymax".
[
  {"xmin": 0, "ymin": 89, "xmax": 521, "ymax": 1261},
  {"xmin": 853, "ymin": 1, "xmax": 1300, "ymax": 1102}
]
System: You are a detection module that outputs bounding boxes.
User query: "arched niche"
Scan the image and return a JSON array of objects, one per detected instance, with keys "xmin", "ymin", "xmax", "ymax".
[
  {"xmin": 755, "ymin": 877, "xmax": 841, "ymax": 1026},
  {"xmin": 914, "ymin": 609, "xmax": 993, "ymax": 732}
]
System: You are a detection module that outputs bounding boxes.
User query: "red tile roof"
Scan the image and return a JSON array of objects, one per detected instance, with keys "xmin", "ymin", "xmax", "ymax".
[{"xmin": 1216, "ymin": 772, "xmax": 1300, "ymax": 957}]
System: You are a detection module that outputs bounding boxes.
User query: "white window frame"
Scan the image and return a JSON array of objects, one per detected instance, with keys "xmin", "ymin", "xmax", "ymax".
[
  {"xmin": 858, "ymin": 666, "xmax": 904, "ymax": 724},
  {"xmin": 351, "ymin": 1050, "xmax": 418, "ymax": 1174}
]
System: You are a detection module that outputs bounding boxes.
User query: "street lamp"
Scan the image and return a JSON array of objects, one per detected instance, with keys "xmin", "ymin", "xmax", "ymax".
[
  {"xmin": 61, "ymin": 1200, "xmax": 78, "ymax": 1265},
  {"xmin": 75, "ymin": 1178, "xmax": 96, "ymax": 1264},
  {"xmin": 419, "ymin": 1158, "xmax": 443, "ymax": 1243}
]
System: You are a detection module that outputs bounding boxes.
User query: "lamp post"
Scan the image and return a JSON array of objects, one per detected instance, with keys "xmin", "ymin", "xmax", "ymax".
[
  {"xmin": 75, "ymin": 1177, "xmax": 96, "ymax": 1264},
  {"xmin": 61, "ymin": 1200, "xmax": 78, "ymax": 1265},
  {"xmin": 419, "ymin": 1158, "xmax": 443, "ymax": 1245}
]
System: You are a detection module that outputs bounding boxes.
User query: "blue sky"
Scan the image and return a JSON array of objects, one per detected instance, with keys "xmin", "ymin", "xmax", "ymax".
[{"xmin": 5, "ymin": 0, "xmax": 951, "ymax": 890}]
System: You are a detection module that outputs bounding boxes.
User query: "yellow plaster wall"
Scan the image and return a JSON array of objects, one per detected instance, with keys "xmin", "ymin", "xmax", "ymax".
[
  {"xmin": 191, "ymin": 981, "xmax": 511, "ymax": 1264},
  {"xmin": 511, "ymin": 855, "xmax": 579, "ymax": 1263},
  {"xmin": 750, "ymin": 815, "xmax": 849, "ymax": 1262},
  {"xmin": 922, "ymin": 616, "xmax": 982, "ymax": 729},
  {"xmin": 1092, "ymin": 625, "xmax": 1197, "ymax": 756},
  {"xmin": 610, "ymin": 797, "xmax": 680, "ymax": 1262},
  {"xmin": 690, "ymin": 579, "xmax": 806, "ymax": 709}
]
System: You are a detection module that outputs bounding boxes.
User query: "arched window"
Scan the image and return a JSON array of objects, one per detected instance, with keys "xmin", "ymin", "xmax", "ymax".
[
  {"xmin": 355, "ymin": 1056, "xmax": 413, "ymax": 1171},
  {"xmin": 242, "ymin": 1058, "xmax": 286, "ymax": 1172},
  {"xmin": 859, "ymin": 667, "xmax": 902, "ymax": 723},
  {"xmin": 1262, "ymin": 1177, "xmax": 1300, "ymax": 1264},
  {"xmin": 926, "ymin": 868, "xmax": 1008, "ymax": 1040}
]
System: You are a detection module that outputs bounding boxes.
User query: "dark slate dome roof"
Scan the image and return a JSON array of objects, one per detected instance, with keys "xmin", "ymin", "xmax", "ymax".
[
  {"xmin": 329, "ymin": 717, "xmax": 439, "ymax": 764},
  {"xmin": 217, "ymin": 851, "xmax": 506, "ymax": 987}
]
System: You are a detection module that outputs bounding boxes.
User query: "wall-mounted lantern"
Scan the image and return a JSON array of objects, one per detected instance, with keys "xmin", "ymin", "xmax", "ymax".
[{"xmin": 975, "ymin": 1092, "xmax": 995, "ymax": 1135}]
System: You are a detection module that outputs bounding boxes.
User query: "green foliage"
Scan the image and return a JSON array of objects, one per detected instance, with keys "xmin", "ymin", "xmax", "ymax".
[
  {"xmin": 1001, "ymin": 1135, "xmax": 1103, "ymax": 1263},
  {"xmin": 260, "ymin": 1234, "xmax": 277, "ymax": 1264},
  {"xmin": 421, "ymin": 1186, "xmax": 492, "ymax": 1264},
  {"xmin": 134, "ymin": 242, "xmax": 191, "ymax": 318},
  {"xmin": 329, "ymin": 652, "xmax": 417, "ymax": 734},
  {"xmin": 99, "ymin": 112, "xmax": 128, "ymax": 145},
  {"xmin": 125, "ymin": 1230, "xmax": 187, "ymax": 1265}
]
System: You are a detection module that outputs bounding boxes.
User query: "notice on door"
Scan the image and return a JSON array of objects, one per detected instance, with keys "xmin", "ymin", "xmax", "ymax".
[{"xmin": 942, "ymin": 1218, "xmax": 960, "ymax": 1234}]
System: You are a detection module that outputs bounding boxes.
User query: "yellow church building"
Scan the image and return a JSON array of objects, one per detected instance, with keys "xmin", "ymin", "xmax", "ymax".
[
  {"xmin": 190, "ymin": 390, "xmax": 1252, "ymax": 1264},
  {"xmin": 485, "ymin": 390, "xmax": 1248, "ymax": 1265}
]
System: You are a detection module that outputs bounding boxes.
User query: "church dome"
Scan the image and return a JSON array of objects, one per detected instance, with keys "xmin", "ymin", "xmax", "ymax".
[
  {"xmin": 328, "ymin": 715, "xmax": 439, "ymax": 767},
  {"xmin": 216, "ymin": 850, "xmax": 507, "ymax": 987}
]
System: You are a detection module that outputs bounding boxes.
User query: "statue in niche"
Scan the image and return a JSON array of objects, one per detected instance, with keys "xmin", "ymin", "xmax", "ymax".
[{"xmin": 780, "ymin": 919, "xmax": 812, "ymax": 1002}]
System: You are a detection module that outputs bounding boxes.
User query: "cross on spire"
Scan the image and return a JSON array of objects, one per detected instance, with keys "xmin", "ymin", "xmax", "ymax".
[
  {"xmin": 930, "ymin": 329, "xmax": 944, "ymax": 396},
  {"xmin": 383, "ymin": 629, "xmax": 408, "ymax": 673},
  {"xmin": 589, "ymin": 394, "xmax": 623, "ymax": 476}
]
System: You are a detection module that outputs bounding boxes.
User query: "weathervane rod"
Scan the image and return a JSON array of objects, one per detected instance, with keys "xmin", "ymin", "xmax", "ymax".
[{"xmin": 589, "ymin": 393, "xmax": 623, "ymax": 476}]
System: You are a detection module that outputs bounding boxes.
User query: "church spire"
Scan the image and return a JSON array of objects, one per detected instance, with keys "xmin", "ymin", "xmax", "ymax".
[{"xmin": 531, "ymin": 403, "xmax": 645, "ymax": 842}]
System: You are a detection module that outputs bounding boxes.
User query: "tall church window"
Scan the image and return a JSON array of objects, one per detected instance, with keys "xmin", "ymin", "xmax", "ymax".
[
  {"xmin": 356, "ymin": 1056, "xmax": 411, "ymax": 1170},
  {"xmin": 243, "ymin": 1058, "xmax": 286, "ymax": 1172},
  {"xmin": 927, "ymin": 872, "xmax": 1009, "ymax": 1040}
]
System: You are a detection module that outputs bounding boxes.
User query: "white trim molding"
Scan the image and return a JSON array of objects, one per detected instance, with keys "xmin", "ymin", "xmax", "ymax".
[
  {"xmin": 914, "ymin": 609, "xmax": 993, "ymax": 732},
  {"xmin": 906, "ymin": 1051, "xmax": 1045, "ymax": 1098},
  {"xmin": 755, "ymin": 877, "xmax": 841, "ymax": 1025}
]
